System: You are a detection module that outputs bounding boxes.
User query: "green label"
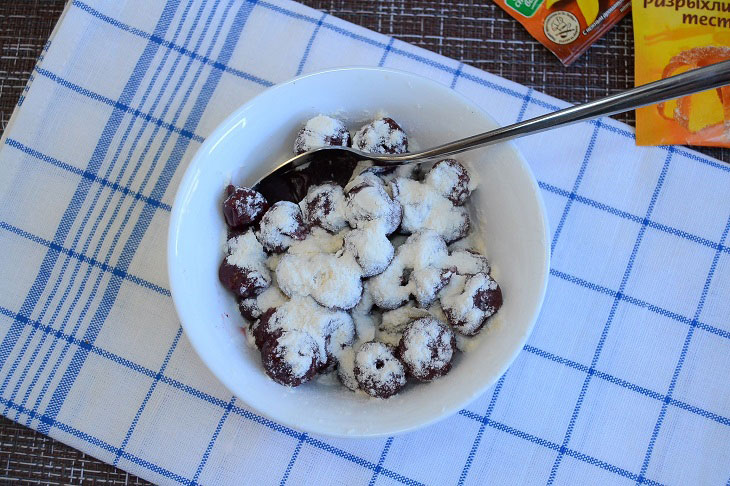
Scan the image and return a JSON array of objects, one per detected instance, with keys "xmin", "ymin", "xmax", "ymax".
[{"xmin": 505, "ymin": 0, "xmax": 544, "ymax": 17}]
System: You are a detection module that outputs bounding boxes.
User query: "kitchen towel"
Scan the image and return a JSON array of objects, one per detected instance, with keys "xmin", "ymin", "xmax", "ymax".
[{"xmin": 0, "ymin": 1, "xmax": 728, "ymax": 484}]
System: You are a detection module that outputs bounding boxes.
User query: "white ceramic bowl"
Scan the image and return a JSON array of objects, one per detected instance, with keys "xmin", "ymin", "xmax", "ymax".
[{"xmin": 168, "ymin": 67, "xmax": 549, "ymax": 438}]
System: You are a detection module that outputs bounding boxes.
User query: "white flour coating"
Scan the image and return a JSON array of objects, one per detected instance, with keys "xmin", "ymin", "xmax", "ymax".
[
  {"xmin": 392, "ymin": 177, "xmax": 469, "ymax": 243},
  {"xmin": 265, "ymin": 253, "xmax": 282, "ymax": 272},
  {"xmin": 344, "ymin": 173, "xmax": 391, "ymax": 221},
  {"xmin": 276, "ymin": 252, "xmax": 363, "ymax": 310},
  {"xmin": 448, "ymin": 230, "xmax": 485, "ymax": 253},
  {"xmin": 336, "ymin": 346, "xmax": 359, "ymax": 391},
  {"xmin": 347, "ymin": 162, "xmax": 419, "ymax": 191},
  {"xmin": 440, "ymin": 273, "xmax": 498, "ymax": 335},
  {"xmin": 425, "ymin": 160, "xmax": 477, "ymax": 203},
  {"xmin": 439, "ymin": 274, "xmax": 467, "ymax": 303},
  {"xmin": 344, "ymin": 172, "xmax": 401, "ymax": 234},
  {"xmin": 315, "ymin": 369, "xmax": 341, "ymax": 385},
  {"xmin": 240, "ymin": 286, "xmax": 288, "ymax": 321},
  {"xmin": 328, "ymin": 311, "xmax": 356, "ymax": 359},
  {"xmin": 427, "ymin": 302, "xmax": 447, "ymax": 322},
  {"xmin": 352, "ymin": 280, "xmax": 375, "ymax": 315},
  {"xmin": 411, "ymin": 267, "xmax": 453, "ymax": 307},
  {"xmin": 343, "ymin": 220, "xmax": 394, "ymax": 277},
  {"xmin": 225, "ymin": 231, "xmax": 271, "ymax": 288},
  {"xmin": 353, "ymin": 118, "xmax": 406, "ymax": 154},
  {"xmin": 389, "ymin": 234, "xmax": 409, "ymax": 249},
  {"xmin": 354, "ymin": 342, "xmax": 406, "ymax": 394},
  {"xmin": 397, "ymin": 230, "xmax": 450, "ymax": 269},
  {"xmin": 296, "ymin": 115, "xmax": 348, "ymax": 152},
  {"xmin": 444, "ymin": 249, "xmax": 490, "ymax": 275},
  {"xmin": 352, "ymin": 312, "xmax": 378, "ymax": 345},
  {"xmin": 369, "ymin": 230, "xmax": 450, "ymax": 309},
  {"xmin": 346, "ymin": 161, "xmax": 376, "ymax": 186},
  {"xmin": 351, "ymin": 282, "xmax": 378, "ymax": 343},
  {"xmin": 424, "ymin": 161, "xmax": 461, "ymax": 197},
  {"xmin": 288, "ymin": 226, "xmax": 345, "ymax": 255},
  {"xmin": 221, "ymin": 116, "xmax": 501, "ymax": 394},
  {"xmin": 226, "ymin": 231, "xmax": 269, "ymax": 270},
  {"xmin": 274, "ymin": 329, "xmax": 318, "ymax": 378},
  {"xmin": 400, "ymin": 318, "xmax": 453, "ymax": 376},
  {"xmin": 258, "ymin": 201, "xmax": 305, "ymax": 252},
  {"xmin": 302, "ymin": 183, "xmax": 348, "ymax": 233},
  {"xmin": 369, "ymin": 230, "xmax": 493, "ymax": 310},
  {"xmin": 245, "ymin": 321, "xmax": 258, "ymax": 348},
  {"xmin": 368, "ymin": 257, "xmax": 410, "ymax": 309},
  {"xmin": 229, "ymin": 188, "xmax": 267, "ymax": 221},
  {"xmin": 310, "ymin": 253, "xmax": 363, "ymax": 310},
  {"xmin": 378, "ymin": 302, "xmax": 432, "ymax": 346},
  {"xmin": 267, "ymin": 296, "xmax": 353, "ymax": 368},
  {"xmin": 381, "ymin": 164, "xmax": 420, "ymax": 186}
]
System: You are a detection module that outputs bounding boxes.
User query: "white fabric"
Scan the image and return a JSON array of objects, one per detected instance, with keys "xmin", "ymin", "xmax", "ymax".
[{"xmin": 0, "ymin": 1, "xmax": 728, "ymax": 484}]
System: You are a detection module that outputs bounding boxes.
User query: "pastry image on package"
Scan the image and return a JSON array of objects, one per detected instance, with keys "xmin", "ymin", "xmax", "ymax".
[
  {"xmin": 492, "ymin": 0, "xmax": 631, "ymax": 65},
  {"xmin": 634, "ymin": 1, "xmax": 730, "ymax": 147}
]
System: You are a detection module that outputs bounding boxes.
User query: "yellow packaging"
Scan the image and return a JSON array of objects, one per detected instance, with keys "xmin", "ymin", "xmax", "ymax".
[{"xmin": 634, "ymin": 0, "xmax": 730, "ymax": 147}]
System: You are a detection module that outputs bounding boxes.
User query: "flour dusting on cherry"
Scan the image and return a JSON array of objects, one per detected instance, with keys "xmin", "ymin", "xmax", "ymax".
[{"xmin": 218, "ymin": 114, "xmax": 503, "ymax": 398}]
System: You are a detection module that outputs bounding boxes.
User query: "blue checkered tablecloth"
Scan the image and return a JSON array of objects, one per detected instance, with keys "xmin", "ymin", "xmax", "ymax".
[{"xmin": 0, "ymin": 0, "xmax": 729, "ymax": 484}]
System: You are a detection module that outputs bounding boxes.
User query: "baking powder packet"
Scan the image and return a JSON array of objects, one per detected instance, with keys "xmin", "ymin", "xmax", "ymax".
[
  {"xmin": 492, "ymin": 0, "xmax": 631, "ymax": 65},
  {"xmin": 634, "ymin": 0, "xmax": 730, "ymax": 147}
]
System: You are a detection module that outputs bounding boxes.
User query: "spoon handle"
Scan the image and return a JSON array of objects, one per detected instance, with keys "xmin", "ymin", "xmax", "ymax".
[{"xmin": 387, "ymin": 60, "xmax": 730, "ymax": 162}]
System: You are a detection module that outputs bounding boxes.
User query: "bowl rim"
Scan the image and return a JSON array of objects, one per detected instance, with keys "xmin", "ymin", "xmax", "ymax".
[{"xmin": 167, "ymin": 65, "xmax": 551, "ymax": 438}]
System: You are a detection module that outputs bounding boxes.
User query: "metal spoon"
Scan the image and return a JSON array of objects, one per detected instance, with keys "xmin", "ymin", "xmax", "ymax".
[{"xmin": 254, "ymin": 60, "xmax": 730, "ymax": 202}]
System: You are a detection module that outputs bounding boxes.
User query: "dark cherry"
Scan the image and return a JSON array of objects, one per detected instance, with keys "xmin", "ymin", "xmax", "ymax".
[
  {"xmin": 396, "ymin": 317, "xmax": 456, "ymax": 382},
  {"xmin": 222, "ymin": 185, "xmax": 268, "ymax": 229},
  {"xmin": 260, "ymin": 330, "xmax": 319, "ymax": 387},
  {"xmin": 353, "ymin": 117, "xmax": 408, "ymax": 154},
  {"xmin": 474, "ymin": 283, "xmax": 503, "ymax": 314},
  {"xmin": 218, "ymin": 260, "xmax": 267, "ymax": 299},
  {"xmin": 428, "ymin": 159, "xmax": 472, "ymax": 206}
]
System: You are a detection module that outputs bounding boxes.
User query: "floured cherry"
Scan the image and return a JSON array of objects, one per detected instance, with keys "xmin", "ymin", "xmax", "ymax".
[
  {"xmin": 353, "ymin": 117, "xmax": 408, "ymax": 154},
  {"xmin": 222, "ymin": 185, "xmax": 269, "ymax": 229},
  {"xmin": 258, "ymin": 201, "xmax": 308, "ymax": 253},
  {"xmin": 294, "ymin": 115, "xmax": 351, "ymax": 154},
  {"xmin": 441, "ymin": 273, "xmax": 503, "ymax": 336},
  {"xmin": 354, "ymin": 341, "xmax": 406, "ymax": 398},
  {"xmin": 397, "ymin": 317, "xmax": 455, "ymax": 381}
]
